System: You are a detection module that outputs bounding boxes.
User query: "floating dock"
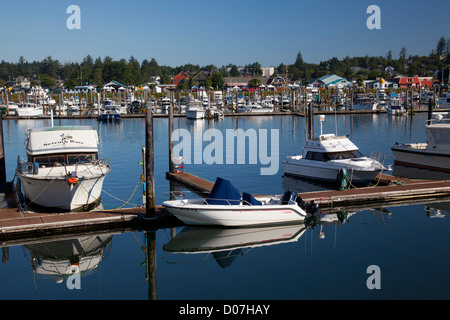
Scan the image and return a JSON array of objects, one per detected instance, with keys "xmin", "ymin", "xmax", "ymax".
[{"xmin": 0, "ymin": 181, "xmax": 180, "ymax": 240}]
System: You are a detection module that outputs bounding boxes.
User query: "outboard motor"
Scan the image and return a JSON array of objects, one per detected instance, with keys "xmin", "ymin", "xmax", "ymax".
[
  {"xmin": 281, "ymin": 191, "xmax": 292, "ymax": 205},
  {"xmin": 295, "ymin": 195, "xmax": 319, "ymax": 214}
]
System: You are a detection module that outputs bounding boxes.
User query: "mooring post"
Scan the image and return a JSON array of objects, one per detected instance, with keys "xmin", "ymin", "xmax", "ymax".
[
  {"xmin": 145, "ymin": 106, "xmax": 156, "ymax": 218},
  {"xmin": 168, "ymin": 101, "xmax": 174, "ymax": 173},
  {"xmin": 428, "ymin": 97, "xmax": 433, "ymax": 121},
  {"xmin": 0, "ymin": 113, "xmax": 6, "ymax": 183}
]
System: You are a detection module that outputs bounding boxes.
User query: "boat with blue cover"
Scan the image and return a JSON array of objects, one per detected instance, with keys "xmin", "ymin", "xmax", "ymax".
[{"xmin": 162, "ymin": 177, "xmax": 316, "ymax": 227}]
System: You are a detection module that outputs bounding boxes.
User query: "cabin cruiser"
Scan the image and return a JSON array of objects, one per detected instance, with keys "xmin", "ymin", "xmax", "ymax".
[
  {"xmin": 186, "ymin": 100, "xmax": 205, "ymax": 119},
  {"xmin": 282, "ymin": 116, "xmax": 386, "ymax": 186},
  {"xmin": 16, "ymin": 125, "xmax": 111, "ymax": 212},
  {"xmin": 391, "ymin": 117, "xmax": 450, "ymax": 177},
  {"xmin": 15, "ymin": 103, "xmax": 44, "ymax": 117},
  {"xmin": 352, "ymin": 96, "xmax": 379, "ymax": 111},
  {"xmin": 386, "ymin": 95, "xmax": 406, "ymax": 115},
  {"xmin": 98, "ymin": 102, "xmax": 121, "ymax": 121},
  {"xmin": 163, "ymin": 177, "xmax": 315, "ymax": 227}
]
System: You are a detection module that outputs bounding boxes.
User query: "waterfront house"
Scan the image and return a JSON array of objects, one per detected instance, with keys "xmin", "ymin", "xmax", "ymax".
[{"xmin": 310, "ymin": 74, "xmax": 352, "ymax": 88}]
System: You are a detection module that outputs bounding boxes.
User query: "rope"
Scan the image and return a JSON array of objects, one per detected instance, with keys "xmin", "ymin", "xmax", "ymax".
[{"xmin": 105, "ymin": 178, "xmax": 142, "ymax": 210}]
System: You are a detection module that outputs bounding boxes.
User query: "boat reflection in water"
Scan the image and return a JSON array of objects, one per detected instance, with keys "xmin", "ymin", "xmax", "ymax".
[
  {"xmin": 425, "ymin": 201, "xmax": 450, "ymax": 219},
  {"xmin": 163, "ymin": 224, "xmax": 307, "ymax": 268},
  {"xmin": 282, "ymin": 174, "xmax": 337, "ymax": 194},
  {"xmin": 24, "ymin": 234, "xmax": 113, "ymax": 284}
]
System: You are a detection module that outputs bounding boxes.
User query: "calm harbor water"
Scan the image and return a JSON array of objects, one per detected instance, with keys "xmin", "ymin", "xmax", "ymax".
[{"xmin": 1, "ymin": 113, "xmax": 450, "ymax": 300}]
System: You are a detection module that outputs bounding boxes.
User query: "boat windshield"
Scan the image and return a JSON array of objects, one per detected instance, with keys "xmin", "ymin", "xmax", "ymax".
[
  {"xmin": 30, "ymin": 153, "xmax": 97, "ymax": 167},
  {"xmin": 305, "ymin": 150, "xmax": 363, "ymax": 161}
]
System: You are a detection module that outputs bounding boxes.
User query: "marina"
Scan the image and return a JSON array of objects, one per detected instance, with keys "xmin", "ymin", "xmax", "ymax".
[{"xmin": 1, "ymin": 108, "xmax": 450, "ymax": 300}]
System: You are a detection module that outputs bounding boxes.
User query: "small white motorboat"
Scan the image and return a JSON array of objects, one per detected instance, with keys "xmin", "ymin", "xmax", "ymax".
[{"xmin": 162, "ymin": 177, "xmax": 316, "ymax": 227}]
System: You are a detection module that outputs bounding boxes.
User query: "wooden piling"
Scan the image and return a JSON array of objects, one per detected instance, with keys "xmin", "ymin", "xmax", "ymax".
[
  {"xmin": 168, "ymin": 103, "xmax": 174, "ymax": 173},
  {"xmin": 145, "ymin": 106, "xmax": 155, "ymax": 218},
  {"xmin": 0, "ymin": 113, "xmax": 6, "ymax": 183}
]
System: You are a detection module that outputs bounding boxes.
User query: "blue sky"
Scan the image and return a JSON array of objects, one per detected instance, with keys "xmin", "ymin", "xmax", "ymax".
[{"xmin": 1, "ymin": 0, "xmax": 449, "ymax": 67}]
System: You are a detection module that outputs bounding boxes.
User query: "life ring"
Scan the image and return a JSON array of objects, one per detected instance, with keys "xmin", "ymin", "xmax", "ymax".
[{"xmin": 68, "ymin": 177, "xmax": 78, "ymax": 184}]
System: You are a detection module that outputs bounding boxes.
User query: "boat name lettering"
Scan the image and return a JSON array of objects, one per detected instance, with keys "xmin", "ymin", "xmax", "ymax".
[{"xmin": 43, "ymin": 140, "xmax": 84, "ymax": 146}]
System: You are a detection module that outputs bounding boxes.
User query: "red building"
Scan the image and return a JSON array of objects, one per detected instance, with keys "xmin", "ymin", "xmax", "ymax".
[
  {"xmin": 172, "ymin": 71, "xmax": 190, "ymax": 86},
  {"xmin": 398, "ymin": 76, "xmax": 421, "ymax": 88},
  {"xmin": 419, "ymin": 77, "xmax": 433, "ymax": 88}
]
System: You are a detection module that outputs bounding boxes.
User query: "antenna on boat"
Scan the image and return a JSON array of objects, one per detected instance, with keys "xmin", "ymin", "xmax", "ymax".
[
  {"xmin": 50, "ymin": 108, "xmax": 54, "ymax": 127},
  {"xmin": 318, "ymin": 114, "xmax": 325, "ymax": 136}
]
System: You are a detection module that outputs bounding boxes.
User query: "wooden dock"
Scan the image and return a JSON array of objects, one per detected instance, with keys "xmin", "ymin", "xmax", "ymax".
[{"xmin": 0, "ymin": 181, "xmax": 181, "ymax": 240}]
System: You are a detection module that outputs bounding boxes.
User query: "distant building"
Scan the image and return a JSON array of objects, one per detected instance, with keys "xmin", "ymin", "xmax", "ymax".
[
  {"xmin": 224, "ymin": 77, "xmax": 253, "ymax": 89},
  {"xmin": 261, "ymin": 67, "xmax": 275, "ymax": 78},
  {"xmin": 390, "ymin": 76, "xmax": 421, "ymax": 88},
  {"xmin": 310, "ymin": 74, "xmax": 352, "ymax": 88},
  {"xmin": 418, "ymin": 77, "xmax": 433, "ymax": 88},
  {"xmin": 172, "ymin": 71, "xmax": 190, "ymax": 86}
]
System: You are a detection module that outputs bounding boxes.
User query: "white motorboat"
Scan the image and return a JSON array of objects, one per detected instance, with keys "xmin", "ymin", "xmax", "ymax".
[
  {"xmin": 282, "ymin": 116, "xmax": 386, "ymax": 186},
  {"xmin": 437, "ymin": 92, "xmax": 450, "ymax": 108},
  {"xmin": 352, "ymin": 96, "xmax": 379, "ymax": 111},
  {"xmin": 391, "ymin": 117, "xmax": 450, "ymax": 177},
  {"xmin": 186, "ymin": 101, "xmax": 205, "ymax": 119},
  {"xmin": 16, "ymin": 125, "xmax": 111, "ymax": 212},
  {"xmin": 386, "ymin": 95, "xmax": 406, "ymax": 115},
  {"xmin": 239, "ymin": 102, "xmax": 274, "ymax": 113},
  {"xmin": 206, "ymin": 106, "xmax": 224, "ymax": 118},
  {"xmin": 15, "ymin": 103, "xmax": 44, "ymax": 117},
  {"xmin": 162, "ymin": 177, "xmax": 313, "ymax": 227},
  {"xmin": 98, "ymin": 103, "xmax": 121, "ymax": 121}
]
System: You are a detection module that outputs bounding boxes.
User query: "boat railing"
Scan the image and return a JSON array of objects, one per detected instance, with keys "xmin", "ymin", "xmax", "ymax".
[
  {"xmin": 427, "ymin": 117, "xmax": 450, "ymax": 126},
  {"xmin": 16, "ymin": 157, "xmax": 110, "ymax": 174},
  {"xmin": 167, "ymin": 191, "xmax": 259, "ymax": 206}
]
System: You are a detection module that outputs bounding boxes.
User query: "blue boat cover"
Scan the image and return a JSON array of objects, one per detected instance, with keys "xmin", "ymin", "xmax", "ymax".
[
  {"xmin": 242, "ymin": 192, "xmax": 262, "ymax": 206},
  {"xmin": 207, "ymin": 177, "xmax": 241, "ymax": 205}
]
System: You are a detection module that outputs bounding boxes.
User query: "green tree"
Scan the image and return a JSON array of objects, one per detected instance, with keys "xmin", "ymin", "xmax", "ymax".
[
  {"xmin": 40, "ymin": 74, "xmax": 56, "ymax": 88},
  {"xmin": 211, "ymin": 71, "xmax": 224, "ymax": 89},
  {"xmin": 230, "ymin": 65, "xmax": 240, "ymax": 77},
  {"xmin": 436, "ymin": 37, "xmax": 447, "ymax": 56},
  {"xmin": 247, "ymin": 78, "xmax": 261, "ymax": 88}
]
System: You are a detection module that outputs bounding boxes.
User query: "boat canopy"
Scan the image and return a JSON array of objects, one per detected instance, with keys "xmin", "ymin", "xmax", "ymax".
[
  {"xmin": 26, "ymin": 126, "xmax": 99, "ymax": 156},
  {"xmin": 207, "ymin": 177, "xmax": 241, "ymax": 205}
]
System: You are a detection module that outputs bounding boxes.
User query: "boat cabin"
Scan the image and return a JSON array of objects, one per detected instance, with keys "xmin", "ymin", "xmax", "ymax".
[
  {"xmin": 302, "ymin": 134, "xmax": 362, "ymax": 161},
  {"xmin": 25, "ymin": 126, "xmax": 100, "ymax": 168}
]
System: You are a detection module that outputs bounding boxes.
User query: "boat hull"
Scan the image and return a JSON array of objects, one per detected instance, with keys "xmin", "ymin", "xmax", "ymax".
[
  {"xmin": 162, "ymin": 200, "xmax": 306, "ymax": 227},
  {"xmin": 282, "ymin": 157, "xmax": 382, "ymax": 186},
  {"xmin": 186, "ymin": 109, "xmax": 205, "ymax": 119},
  {"xmin": 391, "ymin": 144, "xmax": 450, "ymax": 175},
  {"xmin": 18, "ymin": 174, "xmax": 107, "ymax": 211}
]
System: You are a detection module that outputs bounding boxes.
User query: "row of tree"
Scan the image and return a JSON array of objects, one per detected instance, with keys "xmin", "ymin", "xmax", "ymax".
[{"xmin": 0, "ymin": 37, "xmax": 448, "ymax": 90}]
